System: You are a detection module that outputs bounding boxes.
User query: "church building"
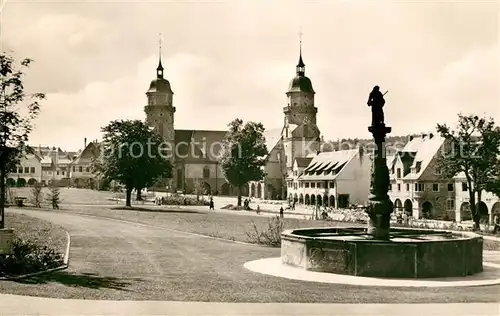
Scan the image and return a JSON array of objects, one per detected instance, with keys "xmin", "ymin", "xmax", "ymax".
[{"xmin": 249, "ymin": 43, "xmax": 321, "ymax": 200}]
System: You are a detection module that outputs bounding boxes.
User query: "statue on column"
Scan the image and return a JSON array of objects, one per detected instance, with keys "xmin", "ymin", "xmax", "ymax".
[{"xmin": 367, "ymin": 86, "xmax": 387, "ymax": 126}]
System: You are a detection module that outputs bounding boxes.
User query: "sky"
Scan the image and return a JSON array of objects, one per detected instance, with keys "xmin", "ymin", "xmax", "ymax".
[{"xmin": 1, "ymin": 0, "xmax": 499, "ymax": 151}]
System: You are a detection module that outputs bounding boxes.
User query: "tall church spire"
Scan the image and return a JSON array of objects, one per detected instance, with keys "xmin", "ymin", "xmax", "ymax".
[
  {"xmin": 296, "ymin": 28, "xmax": 305, "ymax": 76},
  {"xmin": 157, "ymin": 32, "xmax": 164, "ymax": 79}
]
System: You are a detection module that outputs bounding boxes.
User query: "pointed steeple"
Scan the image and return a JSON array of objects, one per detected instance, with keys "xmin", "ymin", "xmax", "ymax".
[
  {"xmin": 296, "ymin": 29, "xmax": 305, "ymax": 76},
  {"xmin": 157, "ymin": 33, "xmax": 164, "ymax": 79}
]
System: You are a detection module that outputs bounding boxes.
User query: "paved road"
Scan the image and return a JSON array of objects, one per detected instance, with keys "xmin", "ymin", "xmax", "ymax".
[{"xmin": 1, "ymin": 209, "xmax": 499, "ymax": 315}]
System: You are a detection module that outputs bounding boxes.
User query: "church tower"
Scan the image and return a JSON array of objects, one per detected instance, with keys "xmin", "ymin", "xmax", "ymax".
[
  {"xmin": 281, "ymin": 39, "xmax": 321, "ymax": 176},
  {"xmin": 144, "ymin": 39, "xmax": 176, "ymax": 188}
]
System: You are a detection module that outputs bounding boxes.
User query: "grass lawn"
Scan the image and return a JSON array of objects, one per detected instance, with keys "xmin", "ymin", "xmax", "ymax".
[
  {"xmin": 8, "ymin": 187, "xmax": 117, "ymax": 206},
  {"xmin": 3, "ymin": 212, "xmax": 68, "ymax": 258},
  {"xmin": 2, "ymin": 208, "xmax": 500, "ymax": 303}
]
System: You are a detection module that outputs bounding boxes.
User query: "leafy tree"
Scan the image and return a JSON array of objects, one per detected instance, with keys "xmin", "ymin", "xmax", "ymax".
[
  {"xmin": 0, "ymin": 53, "xmax": 44, "ymax": 228},
  {"xmin": 46, "ymin": 184, "xmax": 61, "ymax": 210},
  {"xmin": 99, "ymin": 120, "xmax": 172, "ymax": 207},
  {"xmin": 437, "ymin": 114, "xmax": 500, "ymax": 229},
  {"xmin": 218, "ymin": 119, "xmax": 268, "ymax": 207}
]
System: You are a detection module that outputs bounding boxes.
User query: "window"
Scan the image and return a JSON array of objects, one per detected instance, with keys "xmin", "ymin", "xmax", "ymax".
[
  {"xmin": 318, "ymin": 182, "xmax": 322, "ymax": 189},
  {"xmin": 462, "ymin": 182, "xmax": 468, "ymax": 192},
  {"xmin": 293, "ymin": 183, "xmax": 297, "ymax": 190},
  {"xmin": 56, "ymin": 171, "xmax": 59, "ymax": 175},
  {"xmin": 72, "ymin": 166, "xmax": 76, "ymax": 172},
  {"xmin": 396, "ymin": 168, "xmax": 401, "ymax": 178},
  {"xmin": 305, "ymin": 182, "xmax": 310, "ymax": 188},
  {"xmin": 415, "ymin": 183, "xmax": 424, "ymax": 192},
  {"xmin": 447, "ymin": 183, "xmax": 454, "ymax": 192},
  {"xmin": 397, "ymin": 184, "xmax": 401, "ymax": 191},
  {"xmin": 406, "ymin": 183, "xmax": 410, "ymax": 191},
  {"xmin": 391, "ymin": 165, "xmax": 395, "ymax": 174},
  {"xmin": 24, "ymin": 167, "xmax": 29, "ymax": 173},
  {"xmin": 432, "ymin": 183, "xmax": 439, "ymax": 192},
  {"xmin": 388, "ymin": 184, "xmax": 392, "ymax": 191},
  {"xmin": 276, "ymin": 153, "xmax": 281, "ymax": 161},
  {"xmin": 293, "ymin": 170, "xmax": 298, "ymax": 176},
  {"xmin": 18, "ymin": 167, "xmax": 22, "ymax": 174},
  {"xmin": 435, "ymin": 168, "xmax": 442, "ymax": 175},
  {"xmin": 79, "ymin": 166, "xmax": 83, "ymax": 172},
  {"xmin": 30, "ymin": 167, "xmax": 35, "ymax": 173},
  {"xmin": 311, "ymin": 182, "xmax": 316, "ymax": 188},
  {"xmin": 329, "ymin": 181, "xmax": 335, "ymax": 188},
  {"xmin": 446, "ymin": 199, "xmax": 455, "ymax": 211},
  {"xmin": 62, "ymin": 171, "xmax": 65, "ymax": 176},
  {"xmin": 203, "ymin": 166, "xmax": 210, "ymax": 178},
  {"xmin": 416, "ymin": 161, "xmax": 422, "ymax": 173}
]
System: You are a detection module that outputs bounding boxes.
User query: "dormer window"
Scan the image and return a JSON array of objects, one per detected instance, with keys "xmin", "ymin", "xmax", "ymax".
[{"xmin": 416, "ymin": 161, "xmax": 422, "ymax": 173}]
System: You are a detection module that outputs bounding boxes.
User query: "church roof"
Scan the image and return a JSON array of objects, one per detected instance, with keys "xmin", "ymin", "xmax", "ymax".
[
  {"xmin": 288, "ymin": 76, "xmax": 314, "ymax": 94},
  {"xmin": 291, "ymin": 123, "xmax": 320, "ymax": 139},
  {"xmin": 174, "ymin": 129, "xmax": 227, "ymax": 162},
  {"xmin": 147, "ymin": 78, "xmax": 173, "ymax": 94}
]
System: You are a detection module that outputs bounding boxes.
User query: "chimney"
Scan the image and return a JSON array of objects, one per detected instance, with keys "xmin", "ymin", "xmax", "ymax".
[
  {"xmin": 84, "ymin": 138, "xmax": 87, "ymax": 148},
  {"xmin": 409, "ymin": 135, "xmax": 414, "ymax": 141},
  {"xmin": 429, "ymin": 133, "xmax": 434, "ymax": 139},
  {"xmin": 421, "ymin": 133, "xmax": 427, "ymax": 139}
]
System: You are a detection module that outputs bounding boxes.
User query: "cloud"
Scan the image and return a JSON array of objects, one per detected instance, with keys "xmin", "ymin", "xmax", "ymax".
[{"xmin": 3, "ymin": 1, "xmax": 498, "ymax": 150}]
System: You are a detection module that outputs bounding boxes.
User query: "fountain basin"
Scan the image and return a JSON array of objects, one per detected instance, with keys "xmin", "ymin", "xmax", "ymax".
[{"xmin": 281, "ymin": 227, "xmax": 483, "ymax": 278}]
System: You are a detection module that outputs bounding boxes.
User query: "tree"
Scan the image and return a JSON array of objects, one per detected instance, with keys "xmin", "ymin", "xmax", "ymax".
[
  {"xmin": 0, "ymin": 53, "xmax": 44, "ymax": 229},
  {"xmin": 30, "ymin": 182, "xmax": 43, "ymax": 208},
  {"xmin": 46, "ymin": 184, "xmax": 60, "ymax": 210},
  {"xmin": 99, "ymin": 120, "xmax": 172, "ymax": 207},
  {"xmin": 218, "ymin": 119, "xmax": 268, "ymax": 207},
  {"xmin": 437, "ymin": 114, "xmax": 500, "ymax": 229}
]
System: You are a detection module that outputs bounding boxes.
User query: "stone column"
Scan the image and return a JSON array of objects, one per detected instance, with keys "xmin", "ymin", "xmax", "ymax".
[{"xmin": 366, "ymin": 123, "xmax": 393, "ymax": 240}]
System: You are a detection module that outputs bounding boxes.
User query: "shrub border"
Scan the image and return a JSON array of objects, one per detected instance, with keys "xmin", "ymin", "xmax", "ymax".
[{"xmin": 0, "ymin": 230, "xmax": 71, "ymax": 280}]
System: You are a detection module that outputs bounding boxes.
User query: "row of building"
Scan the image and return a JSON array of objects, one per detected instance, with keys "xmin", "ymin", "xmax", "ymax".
[
  {"xmin": 6, "ymin": 140, "xmax": 101, "ymax": 188},
  {"xmin": 251, "ymin": 132, "xmax": 500, "ymax": 224},
  {"xmin": 7, "ymin": 39, "xmax": 499, "ymax": 224}
]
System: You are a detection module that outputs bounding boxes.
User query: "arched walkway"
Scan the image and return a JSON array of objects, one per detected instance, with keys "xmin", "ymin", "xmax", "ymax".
[
  {"xmin": 266, "ymin": 184, "xmax": 275, "ymax": 200},
  {"xmin": 394, "ymin": 199, "xmax": 402, "ymax": 212},
  {"xmin": 323, "ymin": 195, "xmax": 328, "ymax": 207},
  {"xmin": 460, "ymin": 202, "xmax": 472, "ymax": 221},
  {"xmin": 6, "ymin": 178, "xmax": 16, "ymax": 187},
  {"xmin": 16, "ymin": 178, "xmax": 26, "ymax": 187},
  {"xmin": 257, "ymin": 183, "xmax": 262, "ymax": 198},
  {"xmin": 310, "ymin": 195, "xmax": 316, "ymax": 205},
  {"xmin": 299, "ymin": 193, "xmax": 304, "ymax": 204},
  {"xmin": 492, "ymin": 202, "xmax": 500, "ymax": 225},
  {"xmin": 329, "ymin": 195, "xmax": 335, "ymax": 208},
  {"xmin": 404, "ymin": 199, "xmax": 413, "ymax": 216},
  {"xmin": 316, "ymin": 195, "xmax": 322, "ymax": 206},
  {"xmin": 250, "ymin": 183, "xmax": 255, "ymax": 197},
  {"xmin": 305, "ymin": 194, "xmax": 310, "ymax": 205},
  {"xmin": 476, "ymin": 201, "xmax": 489, "ymax": 223},
  {"xmin": 202, "ymin": 182, "xmax": 211, "ymax": 194},
  {"xmin": 221, "ymin": 183, "xmax": 230, "ymax": 196},
  {"xmin": 293, "ymin": 193, "xmax": 298, "ymax": 202},
  {"xmin": 421, "ymin": 201, "xmax": 432, "ymax": 219}
]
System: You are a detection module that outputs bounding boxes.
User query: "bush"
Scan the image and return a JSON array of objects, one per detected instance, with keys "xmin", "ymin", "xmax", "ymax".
[
  {"xmin": 245, "ymin": 216, "xmax": 284, "ymax": 247},
  {"xmin": 30, "ymin": 182, "xmax": 44, "ymax": 208},
  {"xmin": 0, "ymin": 237, "xmax": 64, "ymax": 277},
  {"xmin": 158, "ymin": 193, "xmax": 209, "ymax": 206}
]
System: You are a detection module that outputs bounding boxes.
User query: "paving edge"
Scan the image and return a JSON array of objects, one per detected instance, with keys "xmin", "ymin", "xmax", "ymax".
[
  {"xmin": 244, "ymin": 253, "xmax": 500, "ymax": 288},
  {"xmin": 0, "ymin": 230, "xmax": 71, "ymax": 281}
]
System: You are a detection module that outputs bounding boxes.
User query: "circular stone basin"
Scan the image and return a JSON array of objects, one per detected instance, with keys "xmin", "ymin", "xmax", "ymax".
[{"xmin": 281, "ymin": 227, "xmax": 483, "ymax": 278}]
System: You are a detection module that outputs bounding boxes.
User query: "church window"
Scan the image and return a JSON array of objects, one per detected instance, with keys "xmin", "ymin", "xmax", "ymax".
[{"xmin": 203, "ymin": 166, "xmax": 210, "ymax": 178}]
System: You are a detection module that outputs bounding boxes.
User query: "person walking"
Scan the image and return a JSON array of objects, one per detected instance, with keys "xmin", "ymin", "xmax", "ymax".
[
  {"xmin": 279, "ymin": 206, "xmax": 284, "ymax": 219},
  {"xmin": 209, "ymin": 197, "xmax": 214, "ymax": 210}
]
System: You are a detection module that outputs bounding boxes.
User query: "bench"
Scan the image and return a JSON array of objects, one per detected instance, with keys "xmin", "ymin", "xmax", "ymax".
[{"xmin": 14, "ymin": 197, "xmax": 27, "ymax": 207}]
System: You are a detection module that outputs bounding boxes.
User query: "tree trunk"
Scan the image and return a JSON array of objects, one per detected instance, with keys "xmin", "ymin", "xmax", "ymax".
[
  {"xmin": 0, "ymin": 162, "xmax": 5, "ymax": 229},
  {"xmin": 136, "ymin": 188, "xmax": 142, "ymax": 201},
  {"xmin": 126, "ymin": 187, "xmax": 132, "ymax": 207},
  {"xmin": 237, "ymin": 186, "xmax": 242, "ymax": 207}
]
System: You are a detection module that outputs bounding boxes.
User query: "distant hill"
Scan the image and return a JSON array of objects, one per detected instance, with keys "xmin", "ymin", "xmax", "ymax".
[{"xmin": 321, "ymin": 134, "xmax": 420, "ymax": 156}]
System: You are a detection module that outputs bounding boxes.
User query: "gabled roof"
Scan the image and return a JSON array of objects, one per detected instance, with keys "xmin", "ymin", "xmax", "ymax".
[
  {"xmin": 299, "ymin": 149, "xmax": 359, "ymax": 181},
  {"xmin": 402, "ymin": 134, "xmax": 445, "ymax": 180}
]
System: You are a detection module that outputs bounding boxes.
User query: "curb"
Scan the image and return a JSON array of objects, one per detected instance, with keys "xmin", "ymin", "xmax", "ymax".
[{"xmin": 0, "ymin": 229, "xmax": 71, "ymax": 281}]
